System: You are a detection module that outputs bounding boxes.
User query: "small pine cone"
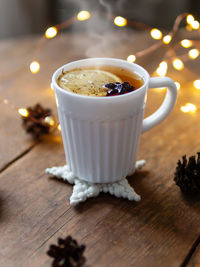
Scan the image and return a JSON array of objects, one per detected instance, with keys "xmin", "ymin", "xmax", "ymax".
[
  {"xmin": 174, "ymin": 153, "xmax": 200, "ymax": 193},
  {"xmin": 47, "ymin": 236, "xmax": 86, "ymax": 267},
  {"xmin": 22, "ymin": 103, "xmax": 52, "ymax": 139}
]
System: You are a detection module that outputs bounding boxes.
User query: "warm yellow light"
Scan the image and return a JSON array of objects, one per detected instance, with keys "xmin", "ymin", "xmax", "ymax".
[
  {"xmin": 193, "ymin": 80, "xmax": 200, "ymax": 90},
  {"xmin": 30, "ymin": 61, "xmax": 40, "ymax": 74},
  {"xmin": 156, "ymin": 61, "xmax": 168, "ymax": 77},
  {"xmin": 114, "ymin": 16, "xmax": 127, "ymax": 27},
  {"xmin": 150, "ymin": 28, "xmax": 162, "ymax": 40},
  {"xmin": 44, "ymin": 116, "xmax": 55, "ymax": 126},
  {"xmin": 175, "ymin": 82, "xmax": 180, "ymax": 90},
  {"xmin": 57, "ymin": 124, "xmax": 61, "ymax": 131},
  {"xmin": 77, "ymin": 11, "xmax": 91, "ymax": 21},
  {"xmin": 186, "ymin": 14, "xmax": 195, "ymax": 24},
  {"xmin": 45, "ymin": 27, "xmax": 58, "ymax": 39},
  {"xmin": 180, "ymin": 103, "xmax": 197, "ymax": 113},
  {"xmin": 18, "ymin": 108, "xmax": 29, "ymax": 117},
  {"xmin": 191, "ymin": 20, "xmax": 200, "ymax": 29},
  {"xmin": 127, "ymin": 55, "xmax": 136, "ymax": 63},
  {"xmin": 172, "ymin": 58, "xmax": 184, "ymax": 70},
  {"xmin": 181, "ymin": 39, "xmax": 192, "ymax": 48},
  {"xmin": 188, "ymin": 48, "xmax": 199, "ymax": 59},
  {"xmin": 186, "ymin": 24, "xmax": 192, "ymax": 31},
  {"xmin": 163, "ymin": 35, "xmax": 172, "ymax": 44}
]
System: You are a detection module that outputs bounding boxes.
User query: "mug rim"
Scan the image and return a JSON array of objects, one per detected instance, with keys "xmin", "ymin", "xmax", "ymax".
[{"xmin": 52, "ymin": 57, "xmax": 150, "ymax": 100}]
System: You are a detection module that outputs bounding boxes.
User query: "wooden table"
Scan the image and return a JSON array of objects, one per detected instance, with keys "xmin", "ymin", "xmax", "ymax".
[{"xmin": 1, "ymin": 29, "xmax": 200, "ymax": 267}]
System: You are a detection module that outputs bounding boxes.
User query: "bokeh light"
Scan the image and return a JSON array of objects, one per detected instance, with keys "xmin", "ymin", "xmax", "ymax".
[
  {"xmin": 18, "ymin": 108, "xmax": 29, "ymax": 117},
  {"xmin": 150, "ymin": 28, "xmax": 162, "ymax": 40},
  {"xmin": 190, "ymin": 20, "xmax": 200, "ymax": 30},
  {"xmin": 45, "ymin": 27, "xmax": 58, "ymax": 39},
  {"xmin": 186, "ymin": 14, "xmax": 195, "ymax": 24},
  {"xmin": 172, "ymin": 58, "xmax": 184, "ymax": 70},
  {"xmin": 193, "ymin": 80, "xmax": 200, "ymax": 90},
  {"xmin": 114, "ymin": 16, "xmax": 127, "ymax": 27},
  {"xmin": 127, "ymin": 55, "xmax": 136, "ymax": 63},
  {"xmin": 163, "ymin": 35, "xmax": 172, "ymax": 44},
  {"xmin": 44, "ymin": 116, "xmax": 55, "ymax": 126},
  {"xmin": 180, "ymin": 103, "xmax": 197, "ymax": 113},
  {"xmin": 30, "ymin": 61, "xmax": 40, "ymax": 74},
  {"xmin": 77, "ymin": 11, "xmax": 91, "ymax": 21},
  {"xmin": 181, "ymin": 39, "xmax": 192, "ymax": 48},
  {"xmin": 156, "ymin": 61, "xmax": 168, "ymax": 77},
  {"xmin": 188, "ymin": 49, "xmax": 199, "ymax": 59}
]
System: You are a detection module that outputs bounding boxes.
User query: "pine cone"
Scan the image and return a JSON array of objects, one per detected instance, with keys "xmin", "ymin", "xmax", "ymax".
[
  {"xmin": 47, "ymin": 236, "xmax": 86, "ymax": 267},
  {"xmin": 174, "ymin": 153, "xmax": 200, "ymax": 193},
  {"xmin": 22, "ymin": 103, "xmax": 52, "ymax": 139}
]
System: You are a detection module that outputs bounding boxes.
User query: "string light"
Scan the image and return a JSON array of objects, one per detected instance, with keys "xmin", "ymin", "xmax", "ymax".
[
  {"xmin": 175, "ymin": 82, "xmax": 180, "ymax": 90},
  {"xmin": 180, "ymin": 103, "xmax": 197, "ymax": 113},
  {"xmin": 150, "ymin": 28, "xmax": 162, "ymax": 40},
  {"xmin": 44, "ymin": 116, "xmax": 55, "ymax": 126},
  {"xmin": 114, "ymin": 16, "xmax": 127, "ymax": 27},
  {"xmin": 190, "ymin": 20, "xmax": 200, "ymax": 30},
  {"xmin": 57, "ymin": 124, "xmax": 61, "ymax": 131},
  {"xmin": 193, "ymin": 80, "xmax": 200, "ymax": 90},
  {"xmin": 188, "ymin": 48, "xmax": 199, "ymax": 59},
  {"xmin": 186, "ymin": 14, "xmax": 195, "ymax": 24},
  {"xmin": 181, "ymin": 39, "xmax": 192, "ymax": 48},
  {"xmin": 127, "ymin": 55, "xmax": 136, "ymax": 63},
  {"xmin": 172, "ymin": 58, "xmax": 184, "ymax": 70},
  {"xmin": 45, "ymin": 27, "xmax": 58, "ymax": 39},
  {"xmin": 156, "ymin": 61, "xmax": 168, "ymax": 77},
  {"xmin": 163, "ymin": 35, "xmax": 172, "ymax": 44},
  {"xmin": 77, "ymin": 11, "xmax": 91, "ymax": 21},
  {"xmin": 18, "ymin": 108, "xmax": 29, "ymax": 117},
  {"xmin": 30, "ymin": 61, "xmax": 40, "ymax": 74}
]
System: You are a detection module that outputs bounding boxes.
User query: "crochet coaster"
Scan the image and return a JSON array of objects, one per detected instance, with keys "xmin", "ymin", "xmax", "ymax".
[{"xmin": 45, "ymin": 160, "xmax": 146, "ymax": 206}]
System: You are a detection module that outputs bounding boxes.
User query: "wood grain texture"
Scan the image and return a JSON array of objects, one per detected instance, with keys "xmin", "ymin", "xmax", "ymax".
[{"xmin": 0, "ymin": 31, "xmax": 200, "ymax": 267}]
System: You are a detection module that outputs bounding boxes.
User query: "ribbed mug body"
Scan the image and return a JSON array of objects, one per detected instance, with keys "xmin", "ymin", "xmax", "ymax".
[{"xmin": 57, "ymin": 107, "xmax": 144, "ymax": 183}]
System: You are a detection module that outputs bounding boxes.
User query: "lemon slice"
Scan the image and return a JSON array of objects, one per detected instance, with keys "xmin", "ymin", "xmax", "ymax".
[{"xmin": 58, "ymin": 69, "xmax": 122, "ymax": 96}]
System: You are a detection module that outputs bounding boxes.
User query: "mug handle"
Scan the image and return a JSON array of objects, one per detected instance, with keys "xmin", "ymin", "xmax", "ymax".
[{"xmin": 142, "ymin": 77, "xmax": 177, "ymax": 133}]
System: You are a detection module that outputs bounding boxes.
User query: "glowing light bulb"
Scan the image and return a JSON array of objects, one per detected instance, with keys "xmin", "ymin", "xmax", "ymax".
[
  {"xmin": 45, "ymin": 27, "xmax": 58, "ymax": 39},
  {"xmin": 191, "ymin": 20, "xmax": 199, "ymax": 29},
  {"xmin": 150, "ymin": 28, "xmax": 162, "ymax": 40},
  {"xmin": 175, "ymin": 82, "xmax": 180, "ymax": 90},
  {"xmin": 172, "ymin": 58, "xmax": 184, "ymax": 71},
  {"xmin": 180, "ymin": 103, "xmax": 197, "ymax": 113},
  {"xmin": 57, "ymin": 124, "xmax": 61, "ymax": 131},
  {"xmin": 18, "ymin": 108, "xmax": 29, "ymax": 117},
  {"xmin": 163, "ymin": 35, "xmax": 172, "ymax": 44},
  {"xmin": 156, "ymin": 61, "xmax": 168, "ymax": 77},
  {"xmin": 186, "ymin": 14, "xmax": 195, "ymax": 24},
  {"xmin": 193, "ymin": 80, "xmax": 200, "ymax": 90},
  {"xmin": 114, "ymin": 16, "xmax": 127, "ymax": 27},
  {"xmin": 188, "ymin": 48, "xmax": 199, "ymax": 59},
  {"xmin": 181, "ymin": 39, "xmax": 192, "ymax": 48},
  {"xmin": 30, "ymin": 61, "xmax": 40, "ymax": 74},
  {"xmin": 77, "ymin": 11, "xmax": 91, "ymax": 21},
  {"xmin": 127, "ymin": 55, "xmax": 136, "ymax": 63}
]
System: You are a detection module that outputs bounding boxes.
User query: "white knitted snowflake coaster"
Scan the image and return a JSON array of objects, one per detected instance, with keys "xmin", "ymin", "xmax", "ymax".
[{"xmin": 45, "ymin": 160, "xmax": 146, "ymax": 206}]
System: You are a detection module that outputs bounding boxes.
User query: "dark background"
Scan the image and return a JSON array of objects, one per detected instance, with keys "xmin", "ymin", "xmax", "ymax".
[{"xmin": 0, "ymin": 0, "xmax": 199, "ymax": 39}]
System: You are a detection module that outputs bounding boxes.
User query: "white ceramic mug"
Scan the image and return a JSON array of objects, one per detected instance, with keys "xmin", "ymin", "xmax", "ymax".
[{"xmin": 52, "ymin": 58, "xmax": 177, "ymax": 183}]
